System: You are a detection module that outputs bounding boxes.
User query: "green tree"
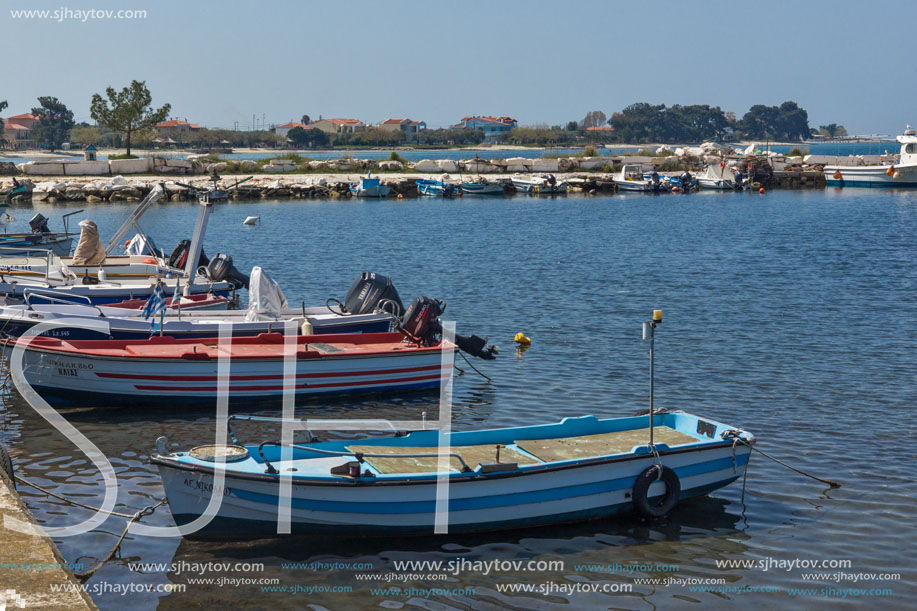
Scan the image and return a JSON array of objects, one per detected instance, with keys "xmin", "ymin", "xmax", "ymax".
[
  {"xmin": 30, "ymin": 96, "xmax": 75, "ymax": 150},
  {"xmin": 739, "ymin": 101, "xmax": 810, "ymax": 141},
  {"xmin": 287, "ymin": 126, "xmax": 328, "ymax": 147},
  {"xmin": 0, "ymin": 100, "xmax": 8, "ymax": 146},
  {"xmin": 89, "ymin": 80, "xmax": 170, "ymax": 156},
  {"xmin": 818, "ymin": 123, "xmax": 847, "ymax": 139},
  {"xmin": 581, "ymin": 110, "xmax": 607, "ymax": 129},
  {"xmin": 565, "ymin": 121, "xmax": 579, "ymax": 131},
  {"xmin": 69, "ymin": 125, "xmax": 103, "ymax": 147},
  {"xmin": 301, "ymin": 114, "xmax": 310, "ymax": 125}
]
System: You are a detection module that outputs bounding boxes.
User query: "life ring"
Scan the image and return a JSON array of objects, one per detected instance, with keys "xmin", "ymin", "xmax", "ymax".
[
  {"xmin": 632, "ymin": 464, "xmax": 680, "ymax": 518},
  {"xmin": 833, "ymin": 170, "xmax": 842, "ymax": 180},
  {"xmin": 0, "ymin": 443, "xmax": 14, "ymax": 490}
]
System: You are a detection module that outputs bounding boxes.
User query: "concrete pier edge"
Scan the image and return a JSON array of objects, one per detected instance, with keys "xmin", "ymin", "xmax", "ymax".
[{"xmin": 0, "ymin": 467, "xmax": 97, "ymax": 610}]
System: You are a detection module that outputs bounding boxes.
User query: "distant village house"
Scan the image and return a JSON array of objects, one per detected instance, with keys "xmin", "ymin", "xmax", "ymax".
[
  {"xmin": 451, "ymin": 116, "xmax": 517, "ymax": 142},
  {"xmin": 273, "ymin": 122, "xmax": 314, "ymax": 138},
  {"xmin": 309, "ymin": 118, "xmax": 367, "ymax": 134},
  {"xmin": 376, "ymin": 118, "xmax": 426, "ymax": 137},
  {"xmin": 155, "ymin": 119, "xmax": 203, "ymax": 143},
  {"xmin": 1, "ymin": 113, "xmax": 38, "ymax": 149}
]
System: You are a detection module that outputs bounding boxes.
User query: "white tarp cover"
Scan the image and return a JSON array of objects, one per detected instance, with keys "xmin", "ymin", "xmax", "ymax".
[
  {"xmin": 71, "ymin": 219, "xmax": 105, "ymax": 265},
  {"xmin": 125, "ymin": 233, "xmax": 157, "ymax": 256},
  {"xmin": 245, "ymin": 266, "xmax": 288, "ymax": 321}
]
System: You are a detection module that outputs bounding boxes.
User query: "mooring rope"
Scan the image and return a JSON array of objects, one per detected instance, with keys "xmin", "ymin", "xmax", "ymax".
[
  {"xmin": 457, "ymin": 350, "xmax": 492, "ymax": 382},
  {"xmin": 14, "ymin": 474, "xmax": 168, "ymax": 580},
  {"xmin": 720, "ymin": 430, "xmax": 841, "ymax": 489}
]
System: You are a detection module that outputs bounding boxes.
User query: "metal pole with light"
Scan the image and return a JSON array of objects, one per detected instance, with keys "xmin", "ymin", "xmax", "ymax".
[{"xmin": 643, "ymin": 310, "xmax": 663, "ymax": 446}]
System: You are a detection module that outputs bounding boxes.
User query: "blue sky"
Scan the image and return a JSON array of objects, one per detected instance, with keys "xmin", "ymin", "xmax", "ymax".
[{"xmin": 2, "ymin": 0, "xmax": 913, "ymax": 135}]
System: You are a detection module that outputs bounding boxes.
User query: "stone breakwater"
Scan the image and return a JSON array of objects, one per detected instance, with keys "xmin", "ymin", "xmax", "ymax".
[{"xmin": 0, "ymin": 168, "xmax": 823, "ymax": 204}]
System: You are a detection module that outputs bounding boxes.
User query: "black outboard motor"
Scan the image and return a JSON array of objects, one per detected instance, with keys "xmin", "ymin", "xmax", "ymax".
[
  {"xmin": 341, "ymin": 272, "xmax": 405, "ymax": 316},
  {"xmin": 206, "ymin": 254, "xmax": 249, "ymax": 290},
  {"xmin": 400, "ymin": 296, "xmax": 498, "ymax": 360},
  {"xmin": 29, "ymin": 213, "xmax": 50, "ymax": 234}
]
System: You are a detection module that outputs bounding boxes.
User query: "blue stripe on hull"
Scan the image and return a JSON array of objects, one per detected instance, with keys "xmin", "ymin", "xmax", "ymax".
[
  {"xmin": 826, "ymin": 179, "xmax": 917, "ymax": 188},
  {"xmin": 29, "ymin": 379, "xmax": 441, "ymax": 408},
  {"xmin": 170, "ymin": 477, "xmax": 741, "ymax": 538},
  {"xmin": 223, "ymin": 454, "xmax": 749, "ymax": 514}
]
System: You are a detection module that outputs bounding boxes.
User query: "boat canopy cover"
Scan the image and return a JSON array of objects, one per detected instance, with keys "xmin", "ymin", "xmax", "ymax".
[
  {"xmin": 244, "ymin": 266, "xmax": 288, "ymax": 321},
  {"xmin": 71, "ymin": 219, "xmax": 105, "ymax": 266},
  {"xmin": 125, "ymin": 233, "xmax": 158, "ymax": 256}
]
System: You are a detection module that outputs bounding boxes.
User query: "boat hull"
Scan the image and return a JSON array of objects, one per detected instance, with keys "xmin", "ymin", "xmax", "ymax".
[
  {"xmin": 5, "ymin": 333, "xmax": 448, "ymax": 406},
  {"xmin": 824, "ymin": 163, "xmax": 917, "ymax": 187},
  {"xmin": 0, "ymin": 237, "xmax": 72, "ymax": 257},
  {"xmin": 459, "ymin": 183, "xmax": 504, "ymax": 196},
  {"xmin": 154, "ymin": 415, "xmax": 751, "ymax": 537}
]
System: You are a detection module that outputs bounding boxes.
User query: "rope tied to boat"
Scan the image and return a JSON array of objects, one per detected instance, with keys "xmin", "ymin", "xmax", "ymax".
[
  {"xmin": 13, "ymin": 474, "xmax": 168, "ymax": 580},
  {"xmin": 646, "ymin": 443, "xmax": 663, "ymax": 481},
  {"xmin": 720, "ymin": 430, "xmax": 841, "ymax": 489}
]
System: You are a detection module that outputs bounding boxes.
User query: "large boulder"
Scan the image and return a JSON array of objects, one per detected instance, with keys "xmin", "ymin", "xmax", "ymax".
[
  {"xmin": 239, "ymin": 160, "xmax": 259, "ymax": 172},
  {"xmin": 63, "ymin": 161, "xmax": 110, "ymax": 176},
  {"xmin": 206, "ymin": 162, "xmax": 228, "ymax": 173},
  {"xmin": 109, "ymin": 157, "xmax": 153, "ymax": 174},
  {"xmin": 18, "ymin": 162, "xmax": 66, "ymax": 175},
  {"xmin": 378, "ymin": 160, "xmax": 404, "ymax": 171},
  {"xmin": 435, "ymin": 159, "xmax": 458, "ymax": 173},
  {"xmin": 413, "ymin": 159, "xmax": 439, "ymax": 172}
]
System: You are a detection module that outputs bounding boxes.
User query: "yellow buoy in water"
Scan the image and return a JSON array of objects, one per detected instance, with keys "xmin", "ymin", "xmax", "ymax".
[{"xmin": 514, "ymin": 332, "xmax": 531, "ymax": 345}]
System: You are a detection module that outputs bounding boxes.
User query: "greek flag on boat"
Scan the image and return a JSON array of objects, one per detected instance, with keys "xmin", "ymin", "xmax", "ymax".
[{"xmin": 142, "ymin": 282, "xmax": 167, "ymax": 333}]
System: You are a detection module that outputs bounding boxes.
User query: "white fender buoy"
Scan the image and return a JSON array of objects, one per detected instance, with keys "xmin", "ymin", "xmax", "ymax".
[{"xmin": 242, "ymin": 216, "xmax": 260, "ymax": 225}]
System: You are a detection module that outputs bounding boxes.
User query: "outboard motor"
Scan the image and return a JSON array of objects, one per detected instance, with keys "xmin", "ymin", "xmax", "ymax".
[
  {"xmin": 206, "ymin": 254, "xmax": 250, "ymax": 290},
  {"xmin": 400, "ymin": 296, "xmax": 498, "ymax": 360},
  {"xmin": 29, "ymin": 213, "xmax": 50, "ymax": 234},
  {"xmin": 168, "ymin": 239, "xmax": 210, "ymax": 270},
  {"xmin": 341, "ymin": 272, "xmax": 405, "ymax": 316}
]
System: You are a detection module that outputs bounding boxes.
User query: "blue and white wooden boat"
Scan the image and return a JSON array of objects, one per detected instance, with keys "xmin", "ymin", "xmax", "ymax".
[
  {"xmin": 824, "ymin": 126, "xmax": 917, "ymax": 187},
  {"xmin": 459, "ymin": 179, "xmax": 505, "ymax": 196},
  {"xmin": 415, "ymin": 179, "xmax": 456, "ymax": 197},
  {"xmin": 152, "ymin": 411, "xmax": 754, "ymax": 536},
  {"xmin": 350, "ymin": 175, "xmax": 391, "ymax": 198},
  {"xmin": 613, "ymin": 165, "xmax": 659, "ymax": 192}
]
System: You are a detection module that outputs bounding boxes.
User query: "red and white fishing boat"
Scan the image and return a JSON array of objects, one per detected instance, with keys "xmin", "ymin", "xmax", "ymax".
[
  {"xmin": 4, "ymin": 332, "xmax": 451, "ymax": 406},
  {"xmin": 106, "ymin": 293, "xmax": 230, "ymax": 312}
]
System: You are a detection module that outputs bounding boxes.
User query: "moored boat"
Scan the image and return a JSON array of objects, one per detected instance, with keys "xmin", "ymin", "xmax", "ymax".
[
  {"xmin": 510, "ymin": 174, "xmax": 567, "ymax": 194},
  {"xmin": 4, "ymin": 331, "xmax": 452, "ymax": 406},
  {"xmin": 350, "ymin": 174, "xmax": 391, "ymax": 198},
  {"xmin": 415, "ymin": 179, "xmax": 457, "ymax": 197},
  {"xmin": 613, "ymin": 165, "xmax": 657, "ymax": 191},
  {"xmin": 458, "ymin": 178, "xmax": 505, "ymax": 196},
  {"xmin": 824, "ymin": 125, "xmax": 917, "ymax": 187},
  {"xmin": 152, "ymin": 410, "xmax": 753, "ymax": 537}
]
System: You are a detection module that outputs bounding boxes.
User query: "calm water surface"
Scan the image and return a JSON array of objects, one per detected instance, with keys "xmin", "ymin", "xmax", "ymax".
[{"xmin": 0, "ymin": 187, "xmax": 914, "ymax": 609}]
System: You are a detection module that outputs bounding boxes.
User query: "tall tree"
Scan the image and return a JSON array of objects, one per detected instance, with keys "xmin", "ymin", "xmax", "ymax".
[
  {"xmin": 301, "ymin": 114, "xmax": 310, "ymax": 125},
  {"xmin": 31, "ymin": 97, "xmax": 75, "ymax": 150},
  {"xmin": 0, "ymin": 100, "xmax": 7, "ymax": 146},
  {"xmin": 581, "ymin": 110, "xmax": 607, "ymax": 129},
  {"xmin": 90, "ymin": 80, "xmax": 170, "ymax": 156},
  {"xmin": 287, "ymin": 126, "xmax": 327, "ymax": 147}
]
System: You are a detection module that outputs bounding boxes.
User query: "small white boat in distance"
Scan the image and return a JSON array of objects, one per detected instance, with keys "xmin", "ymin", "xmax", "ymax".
[
  {"xmin": 697, "ymin": 165, "xmax": 745, "ymax": 190},
  {"xmin": 510, "ymin": 174, "xmax": 567, "ymax": 194},
  {"xmin": 825, "ymin": 126, "xmax": 917, "ymax": 187},
  {"xmin": 613, "ymin": 165, "xmax": 655, "ymax": 191},
  {"xmin": 242, "ymin": 216, "xmax": 260, "ymax": 225}
]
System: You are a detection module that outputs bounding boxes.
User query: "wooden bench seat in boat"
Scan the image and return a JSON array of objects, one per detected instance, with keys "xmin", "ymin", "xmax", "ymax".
[
  {"xmin": 345, "ymin": 444, "xmax": 541, "ymax": 474},
  {"xmin": 514, "ymin": 426, "xmax": 698, "ymax": 463}
]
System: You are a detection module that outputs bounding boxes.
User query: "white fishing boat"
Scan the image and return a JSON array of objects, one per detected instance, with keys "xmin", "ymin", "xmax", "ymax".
[
  {"xmin": 510, "ymin": 174, "xmax": 567, "ymax": 194},
  {"xmin": 5, "ymin": 331, "xmax": 453, "ymax": 406},
  {"xmin": 0, "ymin": 186, "xmax": 247, "ymax": 304},
  {"xmin": 696, "ymin": 164, "xmax": 746, "ymax": 190},
  {"xmin": 151, "ymin": 312, "xmax": 754, "ymax": 537},
  {"xmin": 825, "ymin": 126, "xmax": 917, "ymax": 187},
  {"xmin": 613, "ymin": 165, "xmax": 656, "ymax": 191}
]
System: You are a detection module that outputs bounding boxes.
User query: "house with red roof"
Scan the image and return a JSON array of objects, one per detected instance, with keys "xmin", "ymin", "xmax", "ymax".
[
  {"xmin": 273, "ymin": 121, "xmax": 315, "ymax": 138},
  {"xmin": 155, "ymin": 119, "xmax": 203, "ymax": 142},
  {"xmin": 309, "ymin": 118, "xmax": 367, "ymax": 135},
  {"xmin": 451, "ymin": 116, "xmax": 517, "ymax": 142},
  {"xmin": 2, "ymin": 113, "xmax": 38, "ymax": 149},
  {"xmin": 377, "ymin": 118, "xmax": 427, "ymax": 138}
]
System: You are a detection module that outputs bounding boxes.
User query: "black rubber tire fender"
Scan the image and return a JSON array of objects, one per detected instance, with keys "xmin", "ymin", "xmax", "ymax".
[{"xmin": 632, "ymin": 464, "xmax": 679, "ymax": 518}]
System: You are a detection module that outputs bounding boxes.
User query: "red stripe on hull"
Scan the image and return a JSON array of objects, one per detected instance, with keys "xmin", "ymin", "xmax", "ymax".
[
  {"xmin": 132, "ymin": 373, "xmax": 445, "ymax": 392},
  {"xmin": 94, "ymin": 363, "xmax": 442, "ymax": 382}
]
